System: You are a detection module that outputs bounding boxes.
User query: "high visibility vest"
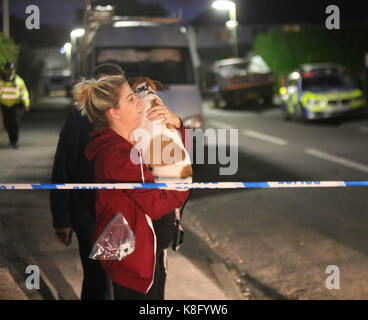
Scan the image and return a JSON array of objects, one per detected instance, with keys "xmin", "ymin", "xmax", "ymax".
[{"xmin": 0, "ymin": 75, "xmax": 30, "ymax": 108}]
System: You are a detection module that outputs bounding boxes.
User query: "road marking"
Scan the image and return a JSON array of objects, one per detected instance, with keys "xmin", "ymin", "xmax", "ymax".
[
  {"xmin": 205, "ymin": 120, "xmax": 234, "ymax": 129},
  {"xmin": 242, "ymin": 130, "xmax": 288, "ymax": 146},
  {"xmin": 305, "ymin": 148, "xmax": 368, "ymax": 173},
  {"xmin": 206, "ymin": 120, "xmax": 288, "ymax": 146}
]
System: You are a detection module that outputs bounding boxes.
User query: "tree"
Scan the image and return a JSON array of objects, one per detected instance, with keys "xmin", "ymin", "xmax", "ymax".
[
  {"xmin": 0, "ymin": 32, "xmax": 19, "ymax": 69},
  {"xmin": 254, "ymin": 26, "xmax": 368, "ymax": 84}
]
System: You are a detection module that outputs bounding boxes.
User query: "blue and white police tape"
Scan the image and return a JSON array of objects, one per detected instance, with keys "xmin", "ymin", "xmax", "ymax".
[{"xmin": 1, "ymin": 181, "xmax": 368, "ymax": 190}]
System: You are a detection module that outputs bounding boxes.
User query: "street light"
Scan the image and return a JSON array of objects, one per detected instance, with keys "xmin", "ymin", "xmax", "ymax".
[
  {"xmin": 212, "ymin": 0, "xmax": 238, "ymax": 58},
  {"xmin": 70, "ymin": 28, "xmax": 85, "ymax": 78},
  {"xmin": 225, "ymin": 20, "xmax": 238, "ymax": 29},
  {"xmin": 113, "ymin": 21, "xmax": 159, "ymax": 28},
  {"xmin": 70, "ymin": 28, "xmax": 85, "ymax": 55},
  {"xmin": 70, "ymin": 28, "xmax": 85, "ymax": 38},
  {"xmin": 63, "ymin": 42, "xmax": 72, "ymax": 73}
]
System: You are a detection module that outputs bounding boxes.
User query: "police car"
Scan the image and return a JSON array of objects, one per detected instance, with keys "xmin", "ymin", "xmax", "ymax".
[{"xmin": 279, "ymin": 63, "xmax": 366, "ymax": 121}]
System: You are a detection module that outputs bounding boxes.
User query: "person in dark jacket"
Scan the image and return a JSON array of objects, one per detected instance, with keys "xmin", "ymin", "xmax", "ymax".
[
  {"xmin": 50, "ymin": 64, "xmax": 125, "ymax": 300},
  {"xmin": 74, "ymin": 75, "xmax": 189, "ymax": 299}
]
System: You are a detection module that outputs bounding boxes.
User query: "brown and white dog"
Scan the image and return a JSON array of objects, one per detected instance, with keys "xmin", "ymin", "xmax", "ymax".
[{"xmin": 128, "ymin": 76, "xmax": 192, "ymax": 183}]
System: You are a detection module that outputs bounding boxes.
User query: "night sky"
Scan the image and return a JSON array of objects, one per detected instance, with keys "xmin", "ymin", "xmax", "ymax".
[
  {"xmin": 3, "ymin": 0, "xmax": 83, "ymax": 27},
  {"xmin": 2, "ymin": 0, "xmax": 367, "ymax": 28},
  {"xmin": 2, "ymin": 0, "xmax": 212, "ymax": 27}
]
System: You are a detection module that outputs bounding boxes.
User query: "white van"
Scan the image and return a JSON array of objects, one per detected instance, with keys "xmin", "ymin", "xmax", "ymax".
[{"xmin": 89, "ymin": 23, "xmax": 203, "ymax": 129}]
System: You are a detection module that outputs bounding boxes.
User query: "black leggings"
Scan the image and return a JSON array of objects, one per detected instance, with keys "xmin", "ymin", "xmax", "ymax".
[
  {"xmin": 113, "ymin": 250, "xmax": 167, "ymax": 300},
  {"xmin": 1, "ymin": 103, "xmax": 22, "ymax": 145},
  {"xmin": 76, "ymin": 230, "xmax": 114, "ymax": 300}
]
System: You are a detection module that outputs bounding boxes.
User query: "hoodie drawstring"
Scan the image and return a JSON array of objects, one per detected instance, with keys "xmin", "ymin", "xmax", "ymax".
[{"xmin": 139, "ymin": 148, "xmax": 145, "ymax": 183}]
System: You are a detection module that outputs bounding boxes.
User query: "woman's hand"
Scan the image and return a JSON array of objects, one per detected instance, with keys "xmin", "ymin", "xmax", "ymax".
[
  {"xmin": 146, "ymin": 99, "xmax": 181, "ymax": 129},
  {"xmin": 55, "ymin": 228, "xmax": 72, "ymax": 246}
]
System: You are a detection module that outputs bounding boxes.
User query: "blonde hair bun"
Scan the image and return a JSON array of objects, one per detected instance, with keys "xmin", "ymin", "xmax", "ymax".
[
  {"xmin": 73, "ymin": 81, "xmax": 94, "ymax": 116},
  {"xmin": 72, "ymin": 75, "xmax": 127, "ymax": 128}
]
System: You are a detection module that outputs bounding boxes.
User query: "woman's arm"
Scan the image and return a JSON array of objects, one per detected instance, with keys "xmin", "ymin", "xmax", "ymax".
[
  {"xmin": 50, "ymin": 109, "xmax": 79, "ymax": 229},
  {"xmin": 124, "ymin": 187, "xmax": 189, "ymax": 220},
  {"xmin": 106, "ymin": 150, "xmax": 189, "ymax": 220}
]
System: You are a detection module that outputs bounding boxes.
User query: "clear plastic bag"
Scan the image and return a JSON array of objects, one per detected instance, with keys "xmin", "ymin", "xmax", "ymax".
[{"xmin": 89, "ymin": 212, "xmax": 135, "ymax": 261}]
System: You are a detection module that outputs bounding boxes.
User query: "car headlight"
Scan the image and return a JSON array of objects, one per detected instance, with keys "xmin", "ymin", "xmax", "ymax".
[
  {"xmin": 183, "ymin": 115, "xmax": 204, "ymax": 129},
  {"xmin": 307, "ymin": 98, "xmax": 327, "ymax": 106}
]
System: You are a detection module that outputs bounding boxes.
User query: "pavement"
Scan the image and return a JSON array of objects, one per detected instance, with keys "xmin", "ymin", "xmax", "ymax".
[{"xmin": 0, "ymin": 96, "xmax": 244, "ymax": 300}]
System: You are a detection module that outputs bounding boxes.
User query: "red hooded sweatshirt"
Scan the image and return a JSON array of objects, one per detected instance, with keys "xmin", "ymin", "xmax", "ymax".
[{"xmin": 85, "ymin": 126, "xmax": 189, "ymax": 294}]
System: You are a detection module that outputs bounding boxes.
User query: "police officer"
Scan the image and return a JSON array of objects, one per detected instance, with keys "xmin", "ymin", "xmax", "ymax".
[{"xmin": 0, "ymin": 62, "xmax": 30, "ymax": 149}]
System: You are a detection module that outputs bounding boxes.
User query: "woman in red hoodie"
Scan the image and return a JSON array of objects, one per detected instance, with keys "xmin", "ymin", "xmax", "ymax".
[{"xmin": 73, "ymin": 75, "xmax": 189, "ymax": 299}]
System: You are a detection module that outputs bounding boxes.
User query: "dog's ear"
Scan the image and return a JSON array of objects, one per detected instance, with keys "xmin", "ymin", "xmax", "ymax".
[
  {"xmin": 154, "ymin": 80, "xmax": 164, "ymax": 91},
  {"xmin": 127, "ymin": 77, "xmax": 137, "ymax": 88}
]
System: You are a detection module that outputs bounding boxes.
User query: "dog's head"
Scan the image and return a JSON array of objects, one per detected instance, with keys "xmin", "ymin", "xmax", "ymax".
[
  {"xmin": 128, "ymin": 76, "xmax": 163, "ymax": 97},
  {"xmin": 128, "ymin": 78, "xmax": 192, "ymax": 179}
]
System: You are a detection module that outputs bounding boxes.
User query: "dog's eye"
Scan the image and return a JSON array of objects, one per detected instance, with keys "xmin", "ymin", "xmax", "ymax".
[{"xmin": 135, "ymin": 85, "xmax": 148, "ymax": 94}]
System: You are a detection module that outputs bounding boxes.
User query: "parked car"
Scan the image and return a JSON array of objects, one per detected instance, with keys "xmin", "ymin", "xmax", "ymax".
[
  {"xmin": 280, "ymin": 63, "xmax": 366, "ymax": 121},
  {"xmin": 211, "ymin": 55, "xmax": 274, "ymax": 108}
]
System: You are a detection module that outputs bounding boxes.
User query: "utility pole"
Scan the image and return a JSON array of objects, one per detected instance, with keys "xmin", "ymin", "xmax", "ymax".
[
  {"xmin": 3, "ymin": 0, "xmax": 10, "ymax": 37},
  {"xmin": 229, "ymin": 4, "xmax": 238, "ymax": 58},
  {"xmin": 80, "ymin": 0, "xmax": 91, "ymax": 77}
]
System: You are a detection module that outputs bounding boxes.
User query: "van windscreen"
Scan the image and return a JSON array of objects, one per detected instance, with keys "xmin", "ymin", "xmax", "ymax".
[{"xmin": 96, "ymin": 48, "xmax": 194, "ymax": 84}]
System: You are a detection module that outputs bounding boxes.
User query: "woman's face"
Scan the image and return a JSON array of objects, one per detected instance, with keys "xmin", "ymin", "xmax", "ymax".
[{"xmin": 116, "ymin": 83, "xmax": 143, "ymax": 130}]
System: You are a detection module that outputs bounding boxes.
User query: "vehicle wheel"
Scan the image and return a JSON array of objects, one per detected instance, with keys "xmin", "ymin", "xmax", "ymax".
[
  {"xmin": 214, "ymin": 93, "xmax": 226, "ymax": 109},
  {"xmin": 221, "ymin": 99, "xmax": 230, "ymax": 109},
  {"xmin": 297, "ymin": 105, "xmax": 307, "ymax": 122},
  {"xmin": 214, "ymin": 97, "xmax": 220, "ymax": 109}
]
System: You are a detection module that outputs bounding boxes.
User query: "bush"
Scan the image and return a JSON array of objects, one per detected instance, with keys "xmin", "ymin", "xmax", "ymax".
[
  {"xmin": 0, "ymin": 32, "xmax": 19, "ymax": 69},
  {"xmin": 254, "ymin": 26, "xmax": 368, "ymax": 85}
]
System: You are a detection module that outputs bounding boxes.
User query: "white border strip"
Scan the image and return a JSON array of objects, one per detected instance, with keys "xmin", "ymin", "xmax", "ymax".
[{"xmin": 1, "ymin": 181, "xmax": 368, "ymax": 190}]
